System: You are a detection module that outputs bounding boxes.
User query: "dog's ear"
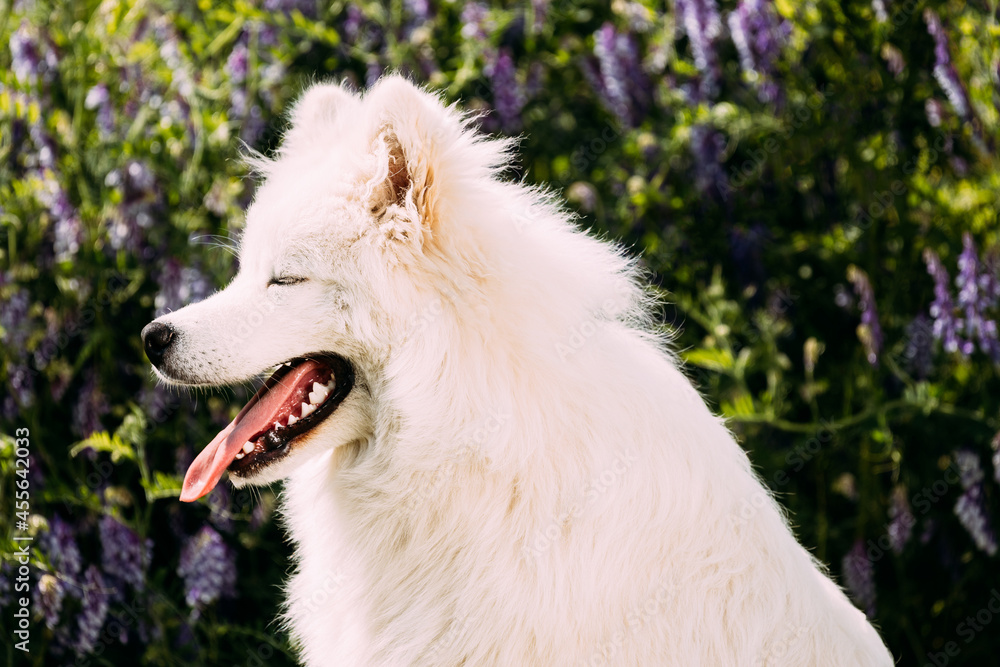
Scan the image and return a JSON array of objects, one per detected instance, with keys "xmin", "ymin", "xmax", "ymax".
[
  {"xmin": 360, "ymin": 76, "xmax": 457, "ymax": 254},
  {"xmin": 282, "ymin": 82, "xmax": 360, "ymax": 156}
]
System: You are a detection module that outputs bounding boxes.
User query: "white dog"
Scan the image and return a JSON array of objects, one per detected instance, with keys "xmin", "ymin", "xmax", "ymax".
[{"xmin": 142, "ymin": 76, "xmax": 894, "ymax": 666}]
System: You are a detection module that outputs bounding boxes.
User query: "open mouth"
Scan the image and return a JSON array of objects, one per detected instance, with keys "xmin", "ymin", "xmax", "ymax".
[{"xmin": 179, "ymin": 354, "xmax": 354, "ymax": 502}]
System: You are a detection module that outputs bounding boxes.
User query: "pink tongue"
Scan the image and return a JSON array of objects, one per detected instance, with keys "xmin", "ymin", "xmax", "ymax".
[{"xmin": 179, "ymin": 361, "xmax": 322, "ymax": 502}]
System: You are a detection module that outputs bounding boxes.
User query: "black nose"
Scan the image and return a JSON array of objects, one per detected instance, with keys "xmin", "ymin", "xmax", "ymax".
[{"xmin": 141, "ymin": 321, "xmax": 176, "ymax": 366}]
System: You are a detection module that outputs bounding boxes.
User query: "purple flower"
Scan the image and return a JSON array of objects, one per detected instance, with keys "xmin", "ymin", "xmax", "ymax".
[
  {"xmin": 980, "ymin": 248, "xmax": 1000, "ymax": 306},
  {"xmin": 487, "ymin": 48, "xmax": 525, "ymax": 132},
  {"xmin": 5, "ymin": 363, "xmax": 35, "ymax": 417},
  {"xmin": 100, "ymin": 516, "xmax": 153, "ymax": 592},
  {"xmin": 955, "ymin": 485, "xmax": 998, "ymax": 556},
  {"xmin": 993, "ymin": 431, "xmax": 1000, "ymax": 486},
  {"xmin": 924, "ymin": 10, "xmax": 972, "ymax": 120},
  {"xmin": 225, "ymin": 43, "xmax": 249, "ymax": 86},
  {"xmin": 9, "ymin": 26, "xmax": 40, "ymax": 85},
  {"xmin": 155, "ymin": 21, "xmax": 195, "ymax": 100},
  {"xmin": 105, "ymin": 160, "xmax": 159, "ymax": 254},
  {"xmin": 954, "ymin": 448, "xmax": 984, "ymax": 490},
  {"xmin": 36, "ymin": 172, "xmax": 82, "ymax": 262},
  {"xmin": 925, "ymin": 98, "xmax": 945, "ymax": 127},
  {"xmin": 0, "ymin": 562, "xmax": 14, "ymax": 608},
  {"xmin": 154, "ymin": 259, "xmax": 212, "ymax": 317},
  {"xmin": 84, "ymin": 84, "xmax": 114, "ymax": 137},
  {"xmin": 842, "ymin": 539, "xmax": 876, "ymax": 618},
  {"xmin": 675, "ymin": 0, "xmax": 723, "ymax": 100},
  {"xmin": 530, "ymin": 0, "xmax": 549, "ymax": 34},
  {"xmin": 1, "ymin": 284, "xmax": 33, "ymax": 351},
  {"xmin": 881, "ymin": 43, "xmax": 906, "ymax": 77},
  {"xmin": 343, "ymin": 5, "xmax": 365, "ymax": 40},
  {"xmin": 40, "ymin": 516, "xmax": 83, "ymax": 581},
  {"xmin": 924, "ymin": 248, "xmax": 962, "ymax": 354},
  {"xmin": 263, "ymin": 0, "xmax": 317, "ymax": 17},
  {"xmin": 887, "ymin": 485, "xmax": 913, "ymax": 555},
  {"xmin": 29, "ymin": 122, "xmax": 58, "ymax": 171},
  {"xmin": 35, "ymin": 574, "xmax": 66, "ymax": 630},
  {"xmin": 75, "ymin": 566, "xmax": 110, "ymax": 656},
  {"xmin": 956, "ymin": 233, "xmax": 1000, "ymax": 361},
  {"xmin": 72, "ymin": 368, "xmax": 110, "ymax": 439},
  {"xmin": 617, "ymin": 1, "xmax": 654, "ymax": 32},
  {"xmin": 727, "ymin": 0, "xmax": 791, "ymax": 104},
  {"xmin": 178, "ymin": 526, "xmax": 237, "ymax": 618},
  {"xmin": 404, "ymin": 0, "xmax": 432, "ymax": 23},
  {"xmin": 847, "ymin": 265, "xmax": 882, "ymax": 367},
  {"xmin": 903, "ymin": 314, "xmax": 934, "ymax": 379},
  {"xmin": 952, "ymin": 449, "xmax": 997, "ymax": 556},
  {"xmin": 588, "ymin": 22, "xmax": 650, "ymax": 127},
  {"xmin": 1, "ymin": 279, "xmax": 37, "ymax": 417},
  {"xmin": 926, "ymin": 237, "xmax": 1000, "ymax": 361},
  {"xmin": 460, "ymin": 3, "xmax": 489, "ymax": 40},
  {"xmin": 872, "ymin": 0, "xmax": 890, "ymax": 22},
  {"xmin": 594, "ymin": 23, "xmax": 631, "ymax": 124},
  {"xmin": 365, "ymin": 61, "xmax": 384, "ymax": 89},
  {"xmin": 9, "ymin": 22, "xmax": 55, "ymax": 87},
  {"xmin": 689, "ymin": 124, "xmax": 728, "ymax": 196}
]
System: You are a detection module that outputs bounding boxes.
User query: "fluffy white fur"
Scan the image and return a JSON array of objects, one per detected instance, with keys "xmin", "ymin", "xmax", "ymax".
[{"xmin": 151, "ymin": 76, "xmax": 894, "ymax": 665}]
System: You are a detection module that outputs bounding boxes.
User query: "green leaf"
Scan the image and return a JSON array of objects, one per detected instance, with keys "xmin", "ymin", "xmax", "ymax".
[
  {"xmin": 116, "ymin": 406, "xmax": 149, "ymax": 449},
  {"xmin": 70, "ymin": 431, "xmax": 136, "ymax": 463},
  {"xmin": 721, "ymin": 391, "xmax": 756, "ymax": 418},
  {"xmin": 142, "ymin": 471, "xmax": 182, "ymax": 501},
  {"xmin": 683, "ymin": 348, "xmax": 735, "ymax": 373}
]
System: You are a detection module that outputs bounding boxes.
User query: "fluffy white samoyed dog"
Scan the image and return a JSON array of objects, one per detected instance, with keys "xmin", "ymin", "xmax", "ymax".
[{"xmin": 142, "ymin": 76, "xmax": 894, "ymax": 666}]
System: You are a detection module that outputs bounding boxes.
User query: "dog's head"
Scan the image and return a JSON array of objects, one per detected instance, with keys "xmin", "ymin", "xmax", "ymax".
[{"xmin": 143, "ymin": 76, "xmax": 511, "ymax": 501}]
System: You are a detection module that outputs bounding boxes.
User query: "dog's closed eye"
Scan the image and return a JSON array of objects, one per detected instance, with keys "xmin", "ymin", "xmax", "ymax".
[{"xmin": 268, "ymin": 276, "xmax": 308, "ymax": 287}]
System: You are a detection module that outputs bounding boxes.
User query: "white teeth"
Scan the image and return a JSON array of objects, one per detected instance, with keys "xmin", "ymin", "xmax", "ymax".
[
  {"xmin": 242, "ymin": 441, "xmax": 255, "ymax": 454},
  {"xmin": 309, "ymin": 381, "xmax": 329, "ymax": 405},
  {"xmin": 274, "ymin": 421, "xmax": 283, "ymax": 430},
  {"xmin": 300, "ymin": 402, "xmax": 316, "ymax": 418},
  {"xmin": 235, "ymin": 452, "xmax": 244, "ymax": 459},
  {"xmin": 325, "ymin": 379, "xmax": 336, "ymax": 391},
  {"xmin": 287, "ymin": 414, "xmax": 298, "ymax": 425}
]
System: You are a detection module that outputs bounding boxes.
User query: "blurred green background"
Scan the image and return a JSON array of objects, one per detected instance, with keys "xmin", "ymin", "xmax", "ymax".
[{"xmin": 1, "ymin": 0, "xmax": 999, "ymax": 665}]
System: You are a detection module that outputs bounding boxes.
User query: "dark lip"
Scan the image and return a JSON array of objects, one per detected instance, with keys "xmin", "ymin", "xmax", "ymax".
[{"xmin": 227, "ymin": 353, "xmax": 355, "ymax": 477}]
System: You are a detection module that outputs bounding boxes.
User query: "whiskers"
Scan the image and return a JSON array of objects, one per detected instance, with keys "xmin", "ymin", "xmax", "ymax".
[{"xmin": 190, "ymin": 233, "xmax": 240, "ymax": 259}]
